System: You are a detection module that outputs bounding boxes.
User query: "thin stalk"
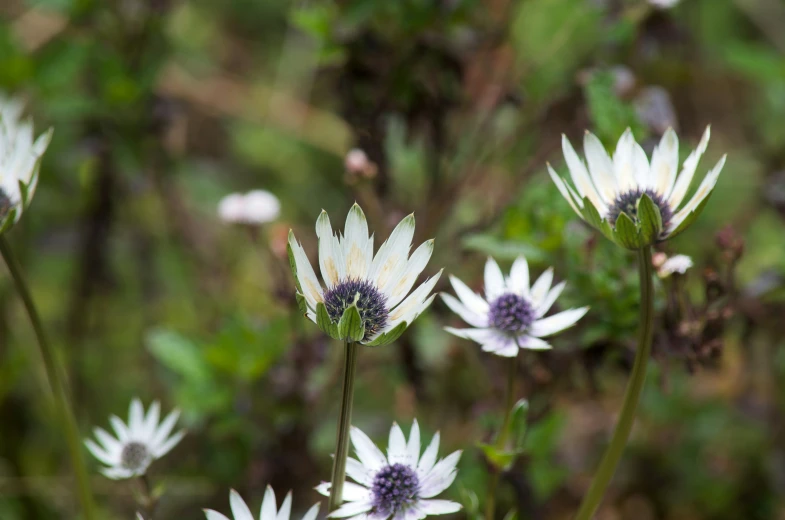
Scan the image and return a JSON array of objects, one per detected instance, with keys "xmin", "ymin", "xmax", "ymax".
[
  {"xmin": 328, "ymin": 340, "xmax": 359, "ymax": 512},
  {"xmin": 0, "ymin": 236, "xmax": 96, "ymax": 519},
  {"xmin": 136, "ymin": 474, "xmax": 156, "ymax": 518},
  {"xmin": 485, "ymin": 355, "xmax": 519, "ymax": 520},
  {"xmin": 573, "ymin": 247, "xmax": 654, "ymax": 520}
]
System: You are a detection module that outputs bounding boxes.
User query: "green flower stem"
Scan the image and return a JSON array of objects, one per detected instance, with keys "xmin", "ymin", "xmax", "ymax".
[
  {"xmin": 573, "ymin": 247, "xmax": 654, "ymax": 520},
  {"xmin": 0, "ymin": 236, "xmax": 96, "ymax": 520},
  {"xmin": 328, "ymin": 340, "xmax": 359, "ymax": 512},
  {"xmin": 485, "ymin": 355, "xmax": 519, "ymax": 520}
]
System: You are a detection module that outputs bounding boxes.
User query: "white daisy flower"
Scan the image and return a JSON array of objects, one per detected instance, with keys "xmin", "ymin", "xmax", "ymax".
[
  {"xmin": 204, "ymin": 487, "xmax": 320, "ymax": 520},
  {"xmin": 441, "ymin": 256, "xmax": 588, "ymax": 357},
  {"xmin": 316, "ymin": 421, "xmax": 462, "ymax": 520},
  {"xmin": 0, "ymin": 93, "xmax": 52, "ymax": 234},
  {"xmin": 84, "ymin": 398, "xmax": 185, "ymax": 479},
  {"xmin": 547, "ymin": 127, "xmax": 727, "ymax": 249},
  {"xmin": 218, "ymin": 190, "xmax": 281, "ymax": 225},
  {"xmin": 656, "ymin": 254, "xmax": 693, "ymax": 278},
  {"xmin": 287, "ymin": 203, "xmax": 442, "ymax": 346}
]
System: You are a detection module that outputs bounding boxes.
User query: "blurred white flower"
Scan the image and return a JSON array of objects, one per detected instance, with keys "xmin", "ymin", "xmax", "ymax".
[
  {"xmin": 218, "ymin": 190, "xmax": 281, "ymax": 225},
  {"xmin": 649, "ymin": 0, "xmax": 680, "ymax": 8},
  {"xmin": 657, "ymin": 254, "xmax": 693, "ymax": 278},
  {"xmin": 288, "ymin": 203, "xmax": 441, "ymax": 346},
  {"xmin": 204, "ymin": 487, "xmax": 320, "ymax": 520},
  {"xmin": 316, "ymin": 421, "xmax": 461, "ymax": 520},
  {"xmin": 548, "ymin": 127, "xmax": 726, "ymax": 249},
  {"xmin": 0, "ymin": 93, "xmax": 52, "ymax": 234},
  {"xmin": 442, "ymin": 256, "xmax": 588, "ymax": 357},
  {"xmin": 85, "ymin": 398, "xmax": 185, "ymax": 479},
  {"xmin": 136, "ymin": 514, "xmax": 145, "ymax": 520},
  {"xmin": 344, "ymin": 148, "xmax": 377, "ymax": 178}
]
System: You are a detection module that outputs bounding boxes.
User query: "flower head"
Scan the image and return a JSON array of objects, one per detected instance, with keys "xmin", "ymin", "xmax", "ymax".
[
  {"xmin": 204, "ymin": 487, "xmax": 320, "ymax": 520},
  {"xmin": 316, "ymin": 421, "xmax": 461, "ymax": 520},
  {"xmin": 288, "ymin": 203, "xmax": 441, "ymax": 346},
  {"xmin": 84, "ymin": 398, "xmax": 185, "ymax": 479},
  {"xmin": 656, "ymin": 254, "xmax": 693, "ymax": 278},
  {"xmin": 218, "ymin": 190, "xmax": 281, "ymax": 225},
  {"xmin": 441, "ymin": 257, "xmax": 588, "ymax": 357},
  {"xmin": 548, "ymin": 127, "xmax": 726, "ymax": 249},
  {"xmin": 0, "ymin": 94, "xmax": 52, "ymax": 234}
]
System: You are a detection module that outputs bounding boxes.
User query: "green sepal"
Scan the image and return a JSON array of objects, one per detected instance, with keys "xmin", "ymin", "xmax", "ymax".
[
  {"xmin": 295, "ymin": 292, "xmax": 309, "ymax": 316},
  {"xmin": 613, "ymin": 212, "xmax": 641, "ymax": 249},
  {"xmin": 18, "ymin": 179, "xmax": 30, "ymax": 208},
  {"xmin": 316, "ymin": 302, "xmax": 340, "ymax": 339},
  {"xmin": 0, "ymin": 208, "xmax": 18, "ymax": 235},
  {"xmin": 364, "ymin": 320, "xmax": 408, "ymax": 347},
  {"xmin": 286, "ymin": 231, "xmax": 304, "ymax": 294},
  {"xmin": 580, "ymin": 197, "xmax": 615, "ymax": 243},
  {"xmin": 338, "ymin": 305, "xmax": 365, "ymax": 342},
  {"xmin": 637, "ymin": 194, "xmax": 663, "ymax": 246},
  {"xmin": 667, "ymin": 193, "xmax": 714, "ymax": 240}
]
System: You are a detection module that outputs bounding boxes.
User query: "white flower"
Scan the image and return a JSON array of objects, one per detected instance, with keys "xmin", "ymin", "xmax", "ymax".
[
  {"xmin": 0, "ymin": 94, "xmax": 52, "ymax": 233},
  {"xmin": 548, "ymin": 127, "xmax": 726, "ymax": 249},
  {"xmin": 649, "ymin": 0, "xmax": 680, "ymax": 8},
  {"xmin": 316, "ymin": 421, "xmax": 461, "ymax": 520},
  {"xmin": 84, "ymin": 398, "xmax": 185, "ymax": 479},
  {"xmin": 287, "ymin": 203, "xmax": 441, "ymax": 346},
  {"xmin": 441, "ymin": 256, "xmax": 588, "ymax": 357},
  {"xmin": 218, "ymin": 190, "xmax": 281, "ymax": 225},
  {"xmin": 657, "ymin": 254, "xmax": 693, "ymax": 278},
  {"xmin": 204, "ymin": 487, "xmax": 320, "ymax": 520}
]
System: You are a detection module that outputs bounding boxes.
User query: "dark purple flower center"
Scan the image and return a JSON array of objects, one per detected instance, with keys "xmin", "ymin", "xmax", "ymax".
[
  {"xmin": 606, "ymin": 188, "xmax": 672, "ymax": 234},
  {"xmin": 489, "ymin": 293, "xmax": 536, "ymax": 334},
  {"xmin": 323, "ymin": 278, "xmax": 388, "ymax": 341},
  {"xmin": 121, "ymin": 441, "xmax": 150, "ymax": 471},
  {"xmin": 371, "ymin": 463, "xmax": 420, "ymax": 516}
]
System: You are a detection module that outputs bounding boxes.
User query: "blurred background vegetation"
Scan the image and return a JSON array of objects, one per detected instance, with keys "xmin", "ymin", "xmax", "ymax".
[{"xmin": 1, "ymin": 0, "xmax": 785, "ymax": 518}]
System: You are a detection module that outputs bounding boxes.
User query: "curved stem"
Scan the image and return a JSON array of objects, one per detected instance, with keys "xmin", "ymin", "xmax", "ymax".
[
  {"xmin": 0, "ymin": 236, "xmax": 96, "ymax": 519},
  {"xmin": 486, "ymin": 355, "xmax": 519, "ymax": 520},
  {"xmin": 328, "ymin": 340, "xmax": 359, "ymax": 512},
  {"xmin": 573, "ymin": 247, "xmax": 655, "ymax": 520}
]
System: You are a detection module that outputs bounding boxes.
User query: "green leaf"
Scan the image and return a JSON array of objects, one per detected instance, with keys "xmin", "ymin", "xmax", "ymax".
[
  {"xmin": 338, "ymin": 305, "xmax": 365, "ymax": 342},
  {"xmin": 146, "ymin": 328, "xmax": 210, "ymax": 382},
  {"xmin": 613, "ymin": 212, "xmax": 641, "ymax": 249},
  {"xmin": 477, "ymin": 442, "xmax": 517, "ymax": 471},
  {"xmin": 510, "ymin": 399, "xmax": 530, "ymax": 452},
  {"xmin": 316, "ymin": 302, "xmax": 340, "ymax": 339},
  {"xmin": 637, "ymin": 194, "xmax": 662, "ymax": 246}
]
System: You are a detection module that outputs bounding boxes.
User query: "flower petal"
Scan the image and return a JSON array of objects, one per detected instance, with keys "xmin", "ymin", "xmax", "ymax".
[
  {"xmin": 370, "ymin": 214, "xmax": 415, "ymax": 296},
  {"xmin": 516, "ymin": 335, "xmax": 552, "ymax": 350},
  {"xmin": 612, "ymin": 129, "xmax": 638, "ymax": 193},
  {"xmin": 507, "ymin": 255, "xmax": 530, "ymax": 297},
  {"xmin": 288, "ymin": 231, "xmax": 324, "ymax": 309},
  {"xmin": 343, "ymin": 203, "xmax": 372, "ymax": 280},
  {"xmin": 328, "ymin": 501, "xmax": 373, "ymax": 518},
  {"xmin": 407, "ymin": 420, "xmax": 421, "ymax": 469},
  {"xmin": 302, "ymin": 504, "xmax": 321, "ymax": 520},
  {"xmin": 204, "ymin": 510, "xmax": 232, "ymax": 520},
  {"xmin": 276, "ymin": 491, "xmax": 292, "ymax": 520},
  {"xmin": 417, "ymin": 433, "xmax": 440, "ymax": 477},
  {"xmin": 419, "ymin": 451, "xmax": 461, "ymax": 498},
  {"xmin": 668, "ymin": 126, "xmax": 711, "ymax": 207},
  {"xmin": 651, "ymin": 128, "xmax": 679, "ymax": 197},
  {"xmin": 129, "ymin": 398, "xmax": 145, "ymax": 437},
  {"xmin": 230, "ymin": 489, "xmax": 255, "ymax": 520},
  {"xmin": 351, "ymin": 426, "xmax": 387, "ymax": 472},
  {"xmin": 561, "ymin": 135, "xmax": 605, "ymax": 211},
  {"xmin": 547, "ymin": 164, "xmax": 584, "ymax": 217},
  {"xmin": 317, "ymin": 211, "xmax": 345, "ymax": 288},
  {"xmin": 536, "ymin": 281, "xmax": 566, "ymax": 318},
  {"xmin": 418, "ymin": 500, "xmax": 462, "ymax": 515},
  {"xmin": 529, "ymin": 268, "xmax": 553, "ymax": 307},
  {"xmin": 387, "ymin": 422, "xmax": 408, "ymax": 465},
  {"xmin": 386, "ymin": 239, "xmax": 434, "ymax": 308},
  {"xmin": 667, "ymin": 154, "xmax": 726, "ymax": 234},
  {"xmin": 528, "ymin": 307, "xmax": 589, "ymax": 337},
  {"xmin": 440, "ymin": 294, "xmax": 488, "ymax": 328},
  {"xmin": 346, "ymin": 456, "xmax": 374, "ymax": 486},
  {"xmin": 448, "ymin": 275, "xmax": 489, "ymax": 316},
  {"xmin": 583, "ymin": 132, "xmax": 618, "ymax": 204},
  {"xmin": 484, "ymin": 257, "xmax": 505, "ymax": 301}
]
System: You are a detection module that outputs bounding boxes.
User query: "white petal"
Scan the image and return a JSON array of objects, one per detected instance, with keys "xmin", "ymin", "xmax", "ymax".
[
  {"xmin": 301, "ymin": 504, "xmax": 321, "ymax": 520},
  {"xmin": 417, "ymin": 433, "xmax": 440, "ymax": 477},
  {"xmin": 317, "ymin": 211, "xmax": 345, "ymax": 288},
  {"xmin": 288, "ymin": 232, "xmax": 324, "ymax": 309},
  {"xmin": 315, "ymin": 482, "xmax": 331, "ymax": 497},
  {"xmin": 153, "ymin": 429, "xmax": 185, "ymax": 458},
  {"xmin": 418, "ymin": 500, "xmax": 462, "ymax": 515},
  {"xmin": 561, "ymin": 135, "xmax": 605, "ymax": 211},
  {"xmin": 440, "ymin": 294, "xmax": 488, "ymax": 328},
  {"xmin": 328, "ymin": 501, "xmax": 373, "ymax": 518},
  {"xmin": 152, "ymin": 409, "xmax": 181, "ymax": 448},
  {"xmin": 516, "ymin": 335, "xmax": 552, "ymax": 350},
  {"xmin": 484, "ymin": 257, "xmax": 505, "ymax": 301},
  {"xmin": 419, "ymin": 451, "xmax": 461, "ymax": 498},
  {"xmin": 259, "ymin": 486, "xmax": 277, "ymax": 520},
  {"xmin": 340, "ymin": 482, "xmax": 372, "ymax": 502},
  {"xmin": 547, "ymin": 165, "xmax": 584, "ymax": 217},
  {"xmin": 143, "ymin": 401, "xmax": 161, "ymax": 440},
  {"xmin": 346, "ymin": 457, "xmax": 374, "ymax": 486},
  {"xmin": 84, "ymin": 439, "xmax": 116, "ymax": 466},
  {"xmin": 484, "ymin": 335, "xmax": 518, "ymax": 357},
  {"xmin": 109, "ymin": 416, "xmax": 130, "ymax": 443},
  {"xmin": 350, "ymin": 426, "xmax": 387, "ymax": 472},
  {"xmin": 276, "ymin": 491, "xmax": 292, "ymax": 520},
  {"xmin": 529, "ymin": 268, "xmax": 553, "ymax": 307},
  {"xmin": 667, "ymin": 126, "xmax": 711, "ymax": 207},
  {"xmin": 93, "ymin": 427, "xmax": 122, "ymax": 455},
  {"xmin": 443, "ymin": 327, "xmax": 498, "ymax": 346},
  {"xmin": 651, "ymin": 128, "xmax": 679, "ymax": 197},
  {"xmin": 667, "ymin": 155, "xmax": 726, "ymax": 234},
  {"xmin": 536, "ymin": 281, "xmax": 566, "ymax": 318},
  {"xmin": 230, "ymin": 490, "xmax": 255, "ymax": 520},
  {"xmin": 406, "ymin": 420, "xmax": 421, "ymax": 469},
  {"xmin": 369, "ymin": 214, "xmax": 415, "ymax": 295},
  {"xmin": 204, "ymin": 510, "xmax": 231, "ymax": 520},
  {"xmin": 583, "ymin": 132, "xmax": 618, "ymax": 204},
  {"xmin": 508, "ymin": 256, "xmax": 530, "ymax": 297},
  {"xmin": 631, "ymin": 141, "xmax": 651, "ymax": 190},
  {"xmin": 387, "ymin": 423, "xmax": 408, "ymax": 465},
  {"xmin": 342, "ymin": 204, "xmax": 372, "ymax": 280},
  {"xmin": 385, "ymin": 239, "xmax": 434, "ymax": 308},
  {"xmin": 129, "ymin": 399, "xmax": 145, "ymax": 436},
  {"xmin": 612, "ymin": 129, "xmax": 637, "ymax": 192},
  {"xmin": 101, "ymin": 467, "xmax": 134, "ymax": 480},
  {"xmin": 528, "ymin": 307, "xmax": 589, "ymax": 338},
  {"xmin": 385, "ymin": 271, "xmax": 441, "ymax": 330},
  {"xmin": 448, "ymin": 275, "xmax": 489, "ymax": 316}
]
